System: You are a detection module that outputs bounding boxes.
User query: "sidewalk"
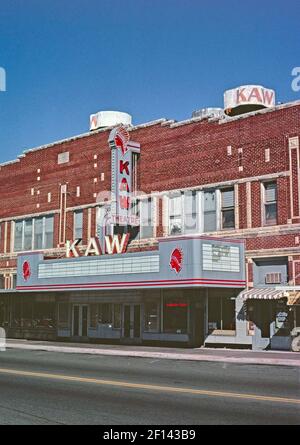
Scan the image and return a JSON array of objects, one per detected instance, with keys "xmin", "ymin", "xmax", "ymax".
[{"xmin": 4, "ymin": 338, "xmax": 300, "ymax": 367}]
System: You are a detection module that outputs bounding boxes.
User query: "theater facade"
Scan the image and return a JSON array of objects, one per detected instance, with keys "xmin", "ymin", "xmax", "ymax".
[
  {"xmin": 14, "ymin": 235, "xmax": 245, "ymax": 346},
  {"xmin": 1, "ymin": 86, "xmax": 300, "ymax": 350}
]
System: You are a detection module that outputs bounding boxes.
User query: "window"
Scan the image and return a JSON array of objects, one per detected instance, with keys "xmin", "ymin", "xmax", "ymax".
[
  {"xmin": 44, "ymin": 216, "xmax": 54, "ymax": 248},
  {"xmin": 90, "ymin": 303, "xmax": 119, "ymax": 328},
  {"xmin": 14, "ymin": 220, "xmax": 23, "ymax": 251},
  {"xmin": 168, "ymin": 192, "xmax": 198, "ymax": 236},
  {"xmin": 264, "ymin": 182, "xmax": 277, "ymax": 225},
  {"xmin": 74, "ymin": 210, "xmax": 83, "ymax": 240},
  {"xmin": 221, "ymin": 188, "xmax": 235, "ymax": 229},
  {"xmin": 14, "ymin": 216, "xmax": 54, "ymax": 252},
  {"xmin": 99, "ymin": 303, "xmax": 112, "ymax": 324},
  {"xmin": 265, "ymin": 272, "xmax": 282, "ymax": 284},
  {"xmin": 33, "ymin": 301, "xmax": 56, "ymax": 329},
  {"xmin": 203, "ymin": 190, "xmax": 216, "ymax": 232},
  {"xmin": 24, "ymin": 219, "xmax": 33, "ymax": 250},
  {"xmin": 58, "ymin": 303, "xmax": 69, "ymax": 329},
  {"xmin": 140, "ymin": 198, "xmax": 154, "ymax": 239},
  {"xmin": 113, "ymin": 304, "xmax": 121, "ymax": 329},
  {"xmin": 169, "ymin": 194, "xmax": 182, "ymax": 235},
  {"xmin": 163, "ymin": 298, "xmax": 188, "ymax": 334},
  {"xmin": 131, "ymin": 198, "xmax": 154, "ymax": 239},
  {"xmin": 208, "ymin": 295, "xmax": 236, "ymax": 332},
  {"xmin": 96, "ymin": 205, "xmax": 111, "ymax": 239},
  {"xmin": 90, "ymin": 304, "xmax": 98, "ymax": 328},
  {"xmin": 184, "ymin": 191, "xmax": 197, "ymax": 233},
  {"xmin": 144, "ymin": 302, "xmax": 160, "ymax": 332},
  {"xmin": 34, "ymin": 217, "xmax": 43, "ymax": 249}
]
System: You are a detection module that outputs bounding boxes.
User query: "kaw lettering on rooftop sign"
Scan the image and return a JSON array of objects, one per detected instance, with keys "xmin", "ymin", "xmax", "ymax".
[{"xmin": 108, "ymin": 125, "xmax": 140, "ymax": 226}]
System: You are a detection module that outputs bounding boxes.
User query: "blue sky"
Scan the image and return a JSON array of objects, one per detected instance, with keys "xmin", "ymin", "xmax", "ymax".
[{"xmin": 0, "ymin": 0, "xmax": 299, "ymax": 163}]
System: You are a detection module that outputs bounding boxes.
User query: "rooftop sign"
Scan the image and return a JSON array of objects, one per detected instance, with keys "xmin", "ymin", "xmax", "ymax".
[{"xmin": 224, "ymin": 85, "xmax": 275, "ymax": 116}]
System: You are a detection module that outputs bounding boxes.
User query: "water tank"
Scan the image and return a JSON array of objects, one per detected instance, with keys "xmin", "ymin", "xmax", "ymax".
[
  {"xmin": 192, "ymin": 108, "xmax": 224, "ymax": 119},
  {"xmin": 90, "ymin": 111, "xmax": 132, "ymax": 131},
  {"xmin": 224, "ymin": 85, "xmax": 275, "ymax": 117}
]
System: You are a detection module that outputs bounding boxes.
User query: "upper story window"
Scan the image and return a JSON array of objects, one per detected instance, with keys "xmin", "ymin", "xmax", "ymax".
[
  {"xmin": 169, "ymin": 194, "xmax": 183, "ymax": 235},
  {"xmin": 167, "ymin": 188, "xmax": 236, "ymax": 236},
  {"xmin": 169, "ymin": 191, "xmax": 198, "ymax": 236},
  {"xmin": 14, "ymin": 215, "xmax": 54, "ymax": 252},
  {"xmin": 221, "ymin": 188, "xmax": 235, "ymax": 229},
  {"xmin": 139, "ymin": 198, "xmax": 154, "ymax": 239},
  {"xmin": 203, "ymin": 190, "xmax": 217, "ymax": 232},
  {"xmin": 74, "ymin": 210, "xmax": 83, "ymax": 240},
  {"xmin": 131, "ymin": 197, "xmax": 154, "ymax": 239},
  {"xmin": 263, "ymin": 182, "xmax": 277, "ymax": 225}
]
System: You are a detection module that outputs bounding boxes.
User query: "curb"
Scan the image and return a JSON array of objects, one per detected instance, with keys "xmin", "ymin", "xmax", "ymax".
[{"xmin": 5, "ymin": 343, "xmax": 300, "ymax": 367}]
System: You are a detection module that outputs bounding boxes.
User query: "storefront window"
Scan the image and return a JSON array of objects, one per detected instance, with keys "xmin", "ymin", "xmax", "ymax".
[
  {"xmin": 99, "ymin": 303, "xmax": 112, "ymax": 324},
  {"xmin": 58, "ymin": 303, "xmax": 69, "ymax": 329},
  {"xmin": 90, "ymin": 304, "xmax": 99, "ymax": 328},
  {"xmin": 90, "ymin": 303, "xmax": 113, "ymax": 326},
  {"xmin": 22, "ymin": 300, "xmax": 33, "ymax": 328},
  {"xmin": 0, "ymin": 298, "xmax": 10, "ymax": 328},
  {"xmin": 163, "ymin": 298, "xmax": 188, "ymax": 334},
  {"xmin": 11, "ymin": 297, "xmax": 56, "ymax": 330},
  {"xmin": 144, "ymin": 302, "xmax": 160, "ymax": 332},
  {"xmin": 113, "ymin": 304, "xmax": 121, "ymax": 329},
  {"xmin": 33, "ymin": 302, "xmax": 56, "ymax": 329},
  {"xmin": 208, "ymin": 296, "xmax": 236, "ymax": 332},
  {"xmin": 12, "ymin": 299, "xmax": 22, "ymax": 328}
]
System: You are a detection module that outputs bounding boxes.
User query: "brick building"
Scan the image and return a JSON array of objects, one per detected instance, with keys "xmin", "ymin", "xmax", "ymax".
[{"xmin": 0, "ymin": 88, "xmax": 299, "ymax": 349}]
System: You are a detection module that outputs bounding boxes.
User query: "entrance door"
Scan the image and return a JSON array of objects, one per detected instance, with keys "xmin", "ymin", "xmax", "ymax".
[
  {"xmin": 122, "ymin": 304, "xmax": 141, "ymax": 343},
  {"xmin": 72, "ymin": 305, "xmax": 88, "ymax": 337}
]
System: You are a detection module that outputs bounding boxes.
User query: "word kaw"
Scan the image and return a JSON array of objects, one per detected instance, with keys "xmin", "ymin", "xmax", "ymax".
[{"xmin": 65, "ymin": 234, "xmax": 129, "ymax": 258}]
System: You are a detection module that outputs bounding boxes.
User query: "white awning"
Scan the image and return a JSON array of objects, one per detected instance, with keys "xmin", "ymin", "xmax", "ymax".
[{"xmin": 240, "ymin": 288, "xmax": 288, "ymax": 301}]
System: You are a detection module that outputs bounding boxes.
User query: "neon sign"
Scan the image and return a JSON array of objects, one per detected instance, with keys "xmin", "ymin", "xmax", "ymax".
[
  {"xmin": 65, "ymin": 234, "xmax": 130, "ymax": 258},
  {"xmin": 108, "ymin": 125, "xmax": 140, "ymax": 226}
]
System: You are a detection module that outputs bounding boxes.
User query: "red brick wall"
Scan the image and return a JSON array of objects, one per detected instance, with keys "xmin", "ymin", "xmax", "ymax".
[{"xmin": 0, "ymin": 103, "xmax": 299, "ymax": 285}]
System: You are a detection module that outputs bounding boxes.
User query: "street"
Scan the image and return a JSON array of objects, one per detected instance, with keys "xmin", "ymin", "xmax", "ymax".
[{"xmin": 0, "ymin": 348, "xmax": 299, "ymax": 425}]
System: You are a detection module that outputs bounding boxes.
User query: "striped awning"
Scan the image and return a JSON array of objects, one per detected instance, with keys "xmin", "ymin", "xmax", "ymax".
[
  {"xmin": 287, "ymin": 292, "xmax": 300, "ymax": 306},
  {"xmin": 241, "ymin": 288, "xmax": 288, "ymax": 301}
]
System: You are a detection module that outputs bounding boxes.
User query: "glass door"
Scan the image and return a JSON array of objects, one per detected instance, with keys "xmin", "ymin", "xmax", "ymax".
[
  {"xmin": 72, "ymin": 304, "xmax": 88, "ymax": 337},
  {"xmin": 122, "ymin": 304, "xmax": 141, "ymax": 342}
]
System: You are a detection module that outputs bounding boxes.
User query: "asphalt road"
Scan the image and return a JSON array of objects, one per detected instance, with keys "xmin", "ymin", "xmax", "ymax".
[{"xmin": 0, "ymin": 348, "xmax": 299, "ymax": 425}]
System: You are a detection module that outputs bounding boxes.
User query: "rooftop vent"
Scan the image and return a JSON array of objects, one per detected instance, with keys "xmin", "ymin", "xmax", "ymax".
[
  {"xmin": 192, "ymin": 108, "xmax": 224, "ymax": 120},
  {"xmin": 90, "ymin": 111, "xmax": 132, "ymax": 131}
]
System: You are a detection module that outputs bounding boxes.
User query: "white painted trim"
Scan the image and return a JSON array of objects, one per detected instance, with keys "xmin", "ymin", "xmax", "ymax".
[
  {"xmin": 234, "ymin": 184, "xmax": 239, "ymax": 230},
  {"xmin": 246, "ymin": 182, "xmax": 252, "ymax": 228},
  {"xmin": 288, "ymin": 136, "xmax": 300, "ymax": 218}
]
